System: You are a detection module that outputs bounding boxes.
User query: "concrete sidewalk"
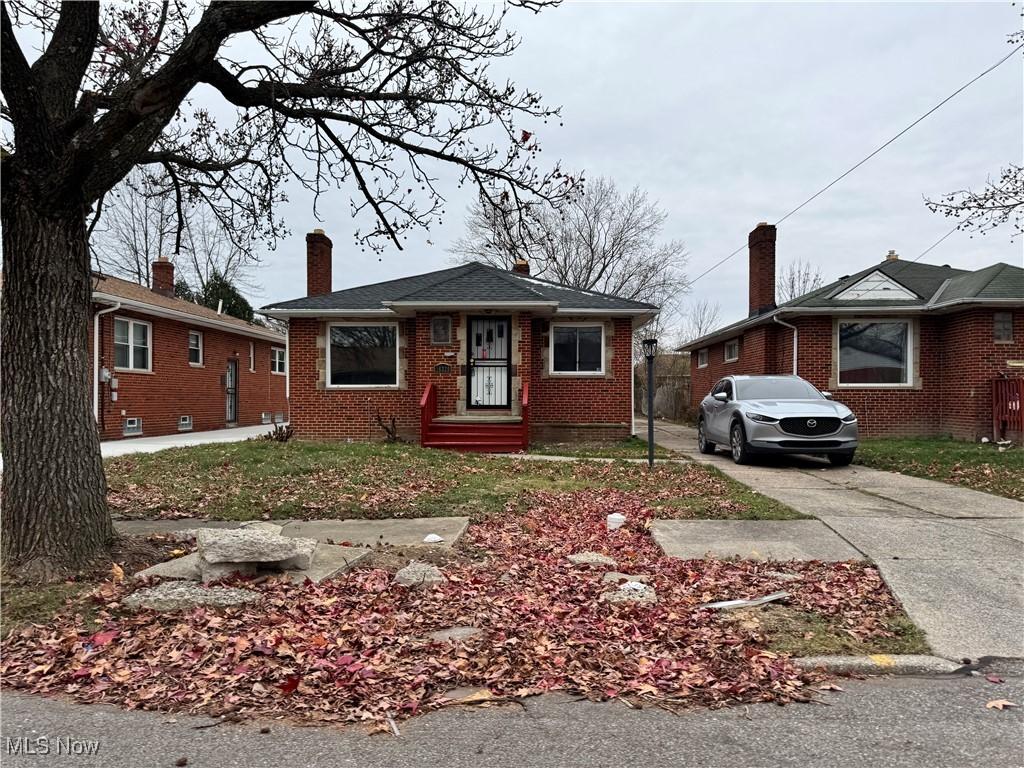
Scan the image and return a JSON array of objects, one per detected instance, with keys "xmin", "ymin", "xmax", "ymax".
[{"xmin": 650, "ymin": 422, "xmax": 1024, "ymax": 661}]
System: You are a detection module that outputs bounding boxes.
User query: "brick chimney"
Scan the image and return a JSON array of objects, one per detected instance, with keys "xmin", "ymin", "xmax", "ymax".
[
  {"xmin": 748, "ymin": 222, "xmax": 777, "ymax": 317},
  {"xmin": 512, "ymin": 258, "xmax": 530, "ymax": 275},
  {"xmin": 886, "ymin": 249, "xmax": 899, "ymax": 262},
  {"xmin": 151, "ymin": 255, "xmax": 175, "ymax": 298},
  {"xmin": 306, "ymin": 229, "xmax": 333, "ymax": 297}
]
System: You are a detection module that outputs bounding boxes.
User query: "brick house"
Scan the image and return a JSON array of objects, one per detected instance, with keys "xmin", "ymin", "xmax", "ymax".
[
  {"xmin": 679, "ymin": 223, "xmax": 1024, "ymax": 440},
  {"xmin": 91, "ymin": 258, "xmax": 288, "ymax": 440},
  {"xmin": 261, "ymin": 230, "xmax": 658, "ymax": 450}
]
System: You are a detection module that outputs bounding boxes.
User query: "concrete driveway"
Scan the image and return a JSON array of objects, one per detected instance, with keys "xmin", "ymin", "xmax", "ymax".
[{"xmin": 652, "ymin": 422, "xmax": 1024, "ymax": 662}]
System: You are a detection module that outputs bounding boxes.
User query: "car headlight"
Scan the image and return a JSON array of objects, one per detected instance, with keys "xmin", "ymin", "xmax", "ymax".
[
  {"xmin": 841, "ymin": 413, "xmax": 858, "ymax": 423},
  {"xmin": 745, "ymin": 412, "xmax": 779, "ymax": 423}
]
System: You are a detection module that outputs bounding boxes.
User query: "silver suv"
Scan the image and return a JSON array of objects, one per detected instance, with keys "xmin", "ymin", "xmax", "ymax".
[{"xmin": 697, "ymin": 375, "xmax": 858, "ymax": 466}]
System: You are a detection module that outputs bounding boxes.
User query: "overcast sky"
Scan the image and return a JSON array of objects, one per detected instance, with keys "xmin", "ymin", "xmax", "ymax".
[{"xmin": 250, "ymin": 2, "xmax": 1022, "ymax": 323}]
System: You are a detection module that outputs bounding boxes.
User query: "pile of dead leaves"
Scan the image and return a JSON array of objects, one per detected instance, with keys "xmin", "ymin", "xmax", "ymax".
[{"xmin": 1, "ymin": 488, "xmax": 902, "ymax": 726}]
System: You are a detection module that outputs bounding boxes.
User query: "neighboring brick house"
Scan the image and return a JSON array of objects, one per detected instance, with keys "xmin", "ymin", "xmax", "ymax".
[
  {"xmin": 679, "ymin": 223, "xmax": 1024, "ymax": 440},
  {"xmin": 261, "ymin": 230, "xmax": 658, "ymax": 450},
  {"xmin": 91, "ymin": 258, "xmax": 288, "ymax": 440}
]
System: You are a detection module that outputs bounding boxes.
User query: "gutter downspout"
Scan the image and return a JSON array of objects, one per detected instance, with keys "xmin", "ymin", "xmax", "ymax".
[
  {"xmin": 93, "ymin": 303, "xmax": 121, "ymax": 421},
  {"xmin": 773, "ymin": 315, "xmax": 798, "ymax": 376}
]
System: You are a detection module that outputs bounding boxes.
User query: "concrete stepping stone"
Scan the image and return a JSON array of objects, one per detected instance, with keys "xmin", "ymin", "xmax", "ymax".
[
  {"xmin": 395, "ymin": 561, "xmax": 445, "ymax": 588},
  {"xmin": 651, "ymin": 519, "xmax": 862, "ymax": 561},
  {"xmin": 427, "ymin": 626, "xmax": 482, "ymax": 642}
]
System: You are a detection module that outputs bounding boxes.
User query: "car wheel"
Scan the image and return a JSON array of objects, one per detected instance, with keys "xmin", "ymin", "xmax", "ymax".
[
  {"xmin": 729, "ymin": 421, "xmax": 750, "ymax": 465},
  {"xmin": 697, "ymin": 419, "xmax": 716, "ymax": 454},
  {"xmin": 828, "ymin": 451, "xmax": 855, "ymax": 467}
]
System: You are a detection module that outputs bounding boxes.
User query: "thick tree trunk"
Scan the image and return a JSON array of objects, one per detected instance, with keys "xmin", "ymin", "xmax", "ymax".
[{"xmin": 1, "ymin": 196, "xmax": 115, "ymax": 582}]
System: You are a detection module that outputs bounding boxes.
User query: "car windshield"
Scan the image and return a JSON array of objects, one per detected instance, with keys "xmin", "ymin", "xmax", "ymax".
[{"xmin": 736, "ymin": 378, "xmax": 822, "ymax": 400}]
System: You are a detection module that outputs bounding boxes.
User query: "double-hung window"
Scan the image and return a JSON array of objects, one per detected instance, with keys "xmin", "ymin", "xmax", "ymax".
[
  {"xmin": 327, "ymin": 323, "xmax": 399, "ymax": 387},
  {"xmin": 271, "ymin": 347, "xmax": 286, "ymax": 375},
  {"xmin": 723, "ymin": 338, "xmax": 740, "ymax": 363},
  {"xmin": 697, "ymin": 348, "xmax": 708, "ymax": 368},
  {"xmin": 838, "ymin": 320, "xmax": 913, "ymax": 386},
  {"xmin": 188, "ymin": 331, "xmax": 203, "ymax": 366},
  {"xmin": 551, "ymin": 323, "xmax": 604, "ymax": 375},
  {"xmin": 114, "ymin": 317, "xmax": 151, "ymax": 371}
]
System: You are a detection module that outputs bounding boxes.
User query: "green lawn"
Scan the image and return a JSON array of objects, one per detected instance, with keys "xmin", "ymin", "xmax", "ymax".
[
  {"xmin": 104, "ymin": 440, "xmax": 801, "ymax": 522},
  {"xmin": 528, "ymin": 436, "xmax": 674, "ymax": 459},
  {"xmin": 856, "ymin": 437, "xmax": 1024, "ymax": 501}
]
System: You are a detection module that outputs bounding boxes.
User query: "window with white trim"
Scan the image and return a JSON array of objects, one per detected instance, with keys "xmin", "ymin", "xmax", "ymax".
[
  {"xmin": 697, "ymin": 348, "xmax": 708, "ymax": 368},
  {"xmin": 249, "ymin": 341, "xmax": 256, "ymax": 371},
  {"xmin": 723, "ymin": 338, "xmax": 739, "ymax": 363},
  {"xmin": 188, "ymin": 331, "xmax": 203, "ymax": 366},
  {"xmin": 178, "ymin": 415, "xmax": 193, "ymax": 431},
  {"xmin": 327, "ymin": 323, "xmax": 399, "ymax": 387},
  {"xmin": 123, "ymin": 417, "xmax": 142, "ymax": 436},
  {"xmin": 114, "ymin": 317, "xmax": 151, "ymax": 371},
  {"xmin": 838, "ymin": 320, "xmax": 913, "ymax": 386},
  {"xmin": 994, "ymin": 312, "xmax": 1014, "ymax": 343},
  {"xmin": 550, "ymin": 323, "xmax": 604, "ymax": 374},
  {"xmin": 271, "ymin": 347, "xmax": 286, "ymax": 375}
]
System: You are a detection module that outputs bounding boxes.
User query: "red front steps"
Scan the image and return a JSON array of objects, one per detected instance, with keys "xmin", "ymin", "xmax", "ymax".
[
  {"xmin": 420, "ymin": 383, "xmax": 530, "ymax": 453},
  {"xmin": 422, "ymin": 419, "xmax": 526, "ymax": 452}
]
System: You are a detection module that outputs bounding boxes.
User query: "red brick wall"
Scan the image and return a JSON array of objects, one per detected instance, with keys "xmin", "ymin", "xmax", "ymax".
[
  {"xmin": 287, "ymin": 312, "xmax": 635, "ymax": 443},
  {"xmin": 689, "ymin": 308, "xmax": 1023, "ymax": 439},
  {"xmin": 287, "ymin": 317, "xmax": 420, "ymax": 441},
  {"xmin": 92, "ymin": 308, "xmax": 287, "ymax": 440},
  {"xmin": 529, "ymin": 316, "xmax": 633, "ymax": 440},
  {"xmin": 939, "ymin": 308, "xmax": 1024, "ymax": 440}
]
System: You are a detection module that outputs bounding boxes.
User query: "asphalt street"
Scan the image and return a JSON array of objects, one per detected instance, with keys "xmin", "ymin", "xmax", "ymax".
[{"xmin": 3, "ymin": 659, "xmax": 1023, "ymax": 768}]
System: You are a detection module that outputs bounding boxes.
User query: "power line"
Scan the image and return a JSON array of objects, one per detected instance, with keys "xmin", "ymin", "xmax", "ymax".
[{"xmin": 688, "ymin": 41, "xmax": 1024, "ymax": 287}]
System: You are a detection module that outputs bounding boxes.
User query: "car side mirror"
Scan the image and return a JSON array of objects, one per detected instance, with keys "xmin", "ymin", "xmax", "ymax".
[
  {"xmin": 712, "ymin": 392, "xmax": 728, "ymax": 403},
  {"xmin": 821, "ymin": 391, "xmax": 833, "ymax": 400}
]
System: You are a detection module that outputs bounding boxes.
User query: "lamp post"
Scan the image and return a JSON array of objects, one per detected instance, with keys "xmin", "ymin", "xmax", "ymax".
[{"xmin": 642, "ymin": 338, "xmax": 658, "ymax": 468}]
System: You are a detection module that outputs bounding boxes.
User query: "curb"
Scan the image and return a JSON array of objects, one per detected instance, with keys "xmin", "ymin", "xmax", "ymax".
[{"xmin": 793, "ymin": 654, "xmax": 961, "ymax": 675}]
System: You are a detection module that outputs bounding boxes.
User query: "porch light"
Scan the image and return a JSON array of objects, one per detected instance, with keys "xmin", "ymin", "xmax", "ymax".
[{"xmin": 642, "ymin": 338, "xmax": 658, "ymax": 360}]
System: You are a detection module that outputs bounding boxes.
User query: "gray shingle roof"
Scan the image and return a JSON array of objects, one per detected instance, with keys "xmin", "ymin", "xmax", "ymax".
[
  {"xmin": 678, "ymin": 258, "xmax": 1023, "ymax": 351},
  {"xmin": 263, "ymin": 262, "xmax": 658, "ymax": 314}
]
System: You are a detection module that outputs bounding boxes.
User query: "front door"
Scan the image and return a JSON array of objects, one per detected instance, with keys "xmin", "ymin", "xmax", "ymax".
[
  {"xmin": 467, "ymin": 316, "xmax": 511, "ymax": 409},
  {"xmin": 225, "ymin": 359, "xmax": 238, "ymax": 424}
]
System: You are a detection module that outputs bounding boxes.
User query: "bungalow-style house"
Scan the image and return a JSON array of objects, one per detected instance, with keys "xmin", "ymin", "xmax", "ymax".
[
  {"xmin": 261, "ymin": 230, "xmax": 658, "ymax": 451},
  {"xmin": 91, "ymin": 257, "xmax": 288, "ymax": 439},
  {"xmin": 679, "ymin": 222, "xmax": 1024, "ymax": 439}
]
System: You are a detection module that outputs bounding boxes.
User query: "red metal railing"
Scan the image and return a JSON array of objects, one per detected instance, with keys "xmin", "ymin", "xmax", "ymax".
[
  {"xmin": 520, "ymin": 381, "xmax": 530, "ymax": 449},
  {"xmin": 993, "ymin": 378, "xmax": 1024, "ymax": 439},
  {"xmin": 420, "ymin": 382, "xmax": 437, "ymax": 445}
]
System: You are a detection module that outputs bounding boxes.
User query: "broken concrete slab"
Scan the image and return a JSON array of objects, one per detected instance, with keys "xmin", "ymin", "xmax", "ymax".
[
  {"xmin": 601, "ymin": 581, "xmax": 657, "ymax": 605},
  {"xmin": 568, "ymin": 552, "xmax": 617, "ymax": 567},
  {"xmin": 427, "ymin": 626, "xmax": 482, "ymax": 642},
  {"xmin": 279, "ymin": 545, "xmax": 372, "ymax": 584},
  {"xmin": 198, "ymin": 556, "xmax": 257, "ymax": 583},
  {"xmin": 601, "ymin": 571, "xmax": 649, "ymax": 584},
  {"xmin": 651, "ymin": 519, "xmax": 863, "ymax": 562},
  {"xmin": 134, "ymin": 552, "xmax": 202, "ymax": 581},
  {"xmin": 238, "ymin": 521, "xmax": 286, "ymax": 535},
  {"xmin": 280, "ymin": 517, "xmax": 469, "ymax": 549},
  {"xmin": 197, "ymin": 528, "xmax": 317, "ymax": 564},
  {"xmin": 277, "ymin": 537, "xmax": 318, "ymax": 570},
  {"xmin": 124, "ymin": 582, "xmax": 261, "ymax": 611},
  {"xmin": 395, "ymin": 561, "xmax": 445, "ymax": 588}
]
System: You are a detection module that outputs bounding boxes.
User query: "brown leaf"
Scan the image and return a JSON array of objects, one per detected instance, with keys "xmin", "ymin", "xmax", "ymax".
[{"xmin": 986, "ymin": 699, "xmax": 1018, "ymax": 710}]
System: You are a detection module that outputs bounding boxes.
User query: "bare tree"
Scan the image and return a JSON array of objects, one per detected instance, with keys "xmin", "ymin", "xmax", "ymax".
[
  {"xmin": 678, "ymin": 298, "xmax": 721, "ymax": 345},
  {"xmin": 1, "ymin": 0, "xmax": 572, "ymax": 580},
  {"xmin": 925, "ymin": 164, "xmax": 1024, "ymax": 241},
  {"xmin": 776, "ymin": 259, "xmax": 824, "ymax": 304},
  {"xmin": 91, "ymin": 170, "xmax": 259, "ymax": 293},
  {"xmin": 451, "ymin": 176, "xmax": 688, "ymax": 310}
]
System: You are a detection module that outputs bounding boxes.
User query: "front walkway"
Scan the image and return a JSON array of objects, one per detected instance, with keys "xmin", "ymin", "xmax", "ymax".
[{"xmin": 650, "ymin": 422, "xmax": 1024, "ymax": 661}]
